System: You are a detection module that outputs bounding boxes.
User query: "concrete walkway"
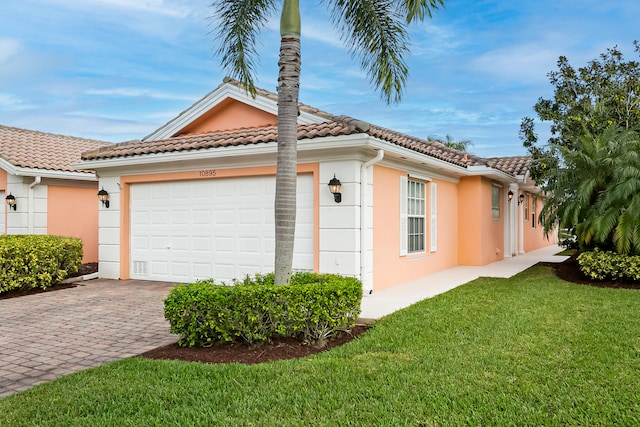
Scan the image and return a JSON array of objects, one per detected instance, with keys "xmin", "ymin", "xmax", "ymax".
[
  {"xmin": 360, "ymin": 245, "xmax": 568, "ymax": 320},
  {"xmin": 0, "ymin": 245, "xmax": 566, "ymax": 398},
  {"xmin": 0, "ymin": 280, "xmax": 177, "ymax": 398}
]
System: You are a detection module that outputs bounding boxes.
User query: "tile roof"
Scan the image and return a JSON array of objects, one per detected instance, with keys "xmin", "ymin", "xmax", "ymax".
[
  {"xmin": 81, "ymin": 79, "xmax": 531, "ymax": 177},
  {"xmin": 486, "ymin": 156, "xmax": 531, "ymax": 176},
  {"xmin": 0, "ymin": 125, "xmax": 111, "ymax": 173}
]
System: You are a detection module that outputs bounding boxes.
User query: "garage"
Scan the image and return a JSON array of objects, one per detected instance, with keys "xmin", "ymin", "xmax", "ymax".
[{"xmin": 129, "ymin": 174, "xmax": 314, "ymax": 283}]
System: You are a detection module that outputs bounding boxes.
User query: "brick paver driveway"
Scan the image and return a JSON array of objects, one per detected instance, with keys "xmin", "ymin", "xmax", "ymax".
[{"xmin": 0, "ymin": 279, "xmax": 178, "ymax": 397}]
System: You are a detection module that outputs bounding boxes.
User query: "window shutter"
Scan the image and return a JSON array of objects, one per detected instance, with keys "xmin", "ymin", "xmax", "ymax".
[
  {"xmin": 430, "ymin": 182, "xmax": 437, "ymax": 252},
  {"xmin": 399, "ymin": 175, "xmax": 408, "ymax": 256}
]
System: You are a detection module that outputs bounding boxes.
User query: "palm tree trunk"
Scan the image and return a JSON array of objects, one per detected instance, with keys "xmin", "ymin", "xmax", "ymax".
[{"xmin": 274, "ymin": 33, "xmax": 300, "ymax": 285}]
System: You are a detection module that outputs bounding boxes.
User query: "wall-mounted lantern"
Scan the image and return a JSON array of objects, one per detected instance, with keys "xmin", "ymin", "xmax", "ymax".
[
  {"xmin": 518, "ymin": 193, "xmax": 525, "ymax": 205},
  {"xmin": 328, "ymin": 174, "xmax": 342, "ymax": 203},
  {"xmin": 5, "ymin": 193, "xmax": 16, "ymax": 210},
  {"xmin": 507, "ymin": 190, "xmax": 514, "ymax": 202},
  {"xmin": 97, "ymin": 188, "xmax": 110, "ymax": 208}
]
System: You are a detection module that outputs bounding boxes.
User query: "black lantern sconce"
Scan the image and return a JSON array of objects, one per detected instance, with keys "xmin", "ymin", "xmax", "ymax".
[
  {"xmin": 5, "ymin": 193, "xmax": 16, "ymax": 211},
  {"xmin": 97, "ymin": 188, "xmax": 110, "ymax": 208},
  {"xmin": 328, "ymin": 174, "xmax": 342, "ymax": 203},
  {"xmin": 518, "ymin": 193, "xmax": 525, "ymax": 205},
  {"xmin": 507, "ymin": 190, "xmax": 514, "ymax": 202}
]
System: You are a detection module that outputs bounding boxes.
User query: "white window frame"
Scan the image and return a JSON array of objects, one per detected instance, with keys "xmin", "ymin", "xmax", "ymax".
[
  {"xmin": 400, "ymin": 176, "xmax": 429, "ymax": 255},
  {"xmin": 491, "ymin": 184, "xmax": 501, "ymax": 219}
]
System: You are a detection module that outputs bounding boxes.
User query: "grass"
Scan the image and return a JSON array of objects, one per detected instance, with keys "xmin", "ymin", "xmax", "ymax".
[{"xmin": 1, "ymin": 265, "xmax": 639, "ymax": 426}]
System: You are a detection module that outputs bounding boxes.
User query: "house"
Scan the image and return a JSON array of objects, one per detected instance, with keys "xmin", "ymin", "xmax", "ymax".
[
  {"xmin": 0, "ymin": 125, "xmax": 111, "ymax": 263},
  {"xmin": 77, "ymin": 79, "xmax": 552, "ymax": 292}
]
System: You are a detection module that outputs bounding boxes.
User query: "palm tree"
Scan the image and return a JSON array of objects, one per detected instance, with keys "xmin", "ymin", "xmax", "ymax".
[
  {"xmin": 212, "ymin": 0, "xmax": 445, "ymax": 284},
  {"xmin": 541, "ymin": 125, "xmax": 640, "ymax": 254}
]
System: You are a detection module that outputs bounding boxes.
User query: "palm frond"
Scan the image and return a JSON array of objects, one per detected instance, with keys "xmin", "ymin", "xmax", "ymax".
[
  {"xmin": 211, "ymin": 0, "xmax": 278, "ymax": 96},
  {"xmin": 401, "ymin": 0, "xmax": 445, "ymax": 23},
  {"xmin": 326, "ymin": 0, "xmax": 411, "ymax": 104}
]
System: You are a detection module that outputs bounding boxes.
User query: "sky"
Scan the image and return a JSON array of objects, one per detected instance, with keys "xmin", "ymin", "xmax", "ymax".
[{"xmin": 0, "ymin": 1, "xmax": 638, "ymax": 157}]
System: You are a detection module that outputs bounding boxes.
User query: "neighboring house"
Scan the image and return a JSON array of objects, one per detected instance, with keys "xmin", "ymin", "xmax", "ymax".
[
  {"xmin": 78, "ymin": 79, "xmax": 553, "ymax": 292},
  {"xmin": 0, "ymin": 125, "xmax": 111, "ymax": 263}
]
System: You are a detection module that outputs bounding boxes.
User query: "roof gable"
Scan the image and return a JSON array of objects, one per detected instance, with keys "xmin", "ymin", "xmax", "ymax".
[{"xmin": 143, "ymin": 78, "xmax": 330, "ymax": 141}]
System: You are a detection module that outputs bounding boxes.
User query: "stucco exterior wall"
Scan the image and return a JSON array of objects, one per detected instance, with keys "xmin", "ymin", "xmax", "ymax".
[
  {"xmin": 458, "ymin": 176, "xmax": 504, "ymax": 266},
  {"xmin": 48, "ymin": 185, "xmax": 99, "ymax": 263},
  {"xmin": 178, "ymin": 98, "xmax": 277, "ymax": 135},
  {"xmin": 5, "ymin": 175, "xmax": 47, "ymax": 235},
  {"xmin": 522, "ymin": 193, "xmax": 552, "ymax": 252},
  {"xmin": 372, "ymin": 165, "xmax": 458, "ymax": 291}
]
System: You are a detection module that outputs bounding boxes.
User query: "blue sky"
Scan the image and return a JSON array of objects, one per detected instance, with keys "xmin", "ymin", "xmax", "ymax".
[{"xmin": 0, "ymin": 0, "xmax": 638, "ymax": 157}]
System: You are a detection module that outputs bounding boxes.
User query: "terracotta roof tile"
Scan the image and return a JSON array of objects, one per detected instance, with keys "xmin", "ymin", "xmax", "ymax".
[
  {"xmin": 0, "ymin": 125, "xmax": 111, "ymax": 173},
  {"xmin": 82, "ymin": 79, "xmax": 532, "ymax": 177},
  {"xmin": 487, "ymin": 156, "xmax": 531, "ymax": 176}
]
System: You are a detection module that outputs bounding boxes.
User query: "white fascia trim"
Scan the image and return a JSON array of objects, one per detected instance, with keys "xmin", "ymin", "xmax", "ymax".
[
  {"xmin": 76, "ymin": 134, "xmax": 368, "ymax": 170},
  {"xmin": 144, "ymin": 84, "xmax": 325, "ymax": 141},
  {"xmin": 466, "ymin": 165, "xmax": 516, "ymax": 182},
  {"xmin": 0, "ymin": 158, "xmax": 97, "ymax": 181},
  {"xmin": 17, "ymin": 168, "xmax": 97, "ymax": 181}
]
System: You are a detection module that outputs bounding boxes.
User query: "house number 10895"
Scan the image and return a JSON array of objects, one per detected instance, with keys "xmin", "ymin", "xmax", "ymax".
[{"xmin": 199, "ymin": 170, "xmax": 217, "ymax": 177}]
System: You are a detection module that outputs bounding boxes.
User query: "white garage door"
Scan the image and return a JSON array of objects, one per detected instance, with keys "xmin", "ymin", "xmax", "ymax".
[{"xmin": 129, "ymin": 174, "xmax": 314, "ymax": 283}]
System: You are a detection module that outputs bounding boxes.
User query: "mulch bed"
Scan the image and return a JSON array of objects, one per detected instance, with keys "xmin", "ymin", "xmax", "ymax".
[
  {"xmin": 548, "ymin": 253, "xmax": 640, "ymax": 290},
  {"xmin": 2, "ymin": 257, "xmax": 637, "ymax": 364},
  {"xmin": 139, "ymin": 325, "xmax": 371, "ymax": 365}
]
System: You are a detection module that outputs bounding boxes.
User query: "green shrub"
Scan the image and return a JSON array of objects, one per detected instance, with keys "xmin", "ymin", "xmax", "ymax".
[
  {"xmin": 0, "ymin": 235, "xmax": 83, "ymax": 294},
  {"xmin": 577, "ymin": 249, "xmax": 640, "ymax": 282},
  {"xmin": 164, "ymin": 272, "xmax": 362, "ymax": 347}
]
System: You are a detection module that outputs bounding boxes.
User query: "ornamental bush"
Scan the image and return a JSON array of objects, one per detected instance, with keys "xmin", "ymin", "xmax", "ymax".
[
  {"xmin": 164, "ymin": 272, "xmax": 362, "ymax": 347},
  {"xmin": 577, "ymin": 249, "xmax": 640, "ymax": 282},
  {"xmin": 0, "ymin": 235, "xmax": 83, "ymax": 294}
]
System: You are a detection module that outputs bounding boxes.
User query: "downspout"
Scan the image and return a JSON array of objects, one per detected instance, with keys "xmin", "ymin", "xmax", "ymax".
[
  {"xmin": 28, "ymin": 176, "xmax": 41, "ymax": 234},
  {"xmin": 361, "ymin": 149, "xmax": 384, "ymax": 294}
]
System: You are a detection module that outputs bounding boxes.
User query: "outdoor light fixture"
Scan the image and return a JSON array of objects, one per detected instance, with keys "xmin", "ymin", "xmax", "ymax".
[
  {"xmin": 97, "ymin": 188, "xmax": 110, "ymax": 208},
  {"xmin": 5, "ymin": 193, "xmax": 16, "ymax": 210},
  {"xmin": 508, "ymin": 190, "xmax": 514, "ymax": 202},
  {"xmin": 518, "ymin": 193, "xmax": 525, "ymax": 205},
  {"xmin": 328, "ymin": 174, "xmax": 342, "ymax": 203}
]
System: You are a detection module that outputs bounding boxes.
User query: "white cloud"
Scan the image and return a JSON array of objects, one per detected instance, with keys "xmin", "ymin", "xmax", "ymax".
[
  {"xmin": 50, "ymin": 0, "xmax": 194, "ymax": 18},
  {"xmin": 84, "ymin": 88, "xmax": 197, "ymax": 102},
  {"xmin": 0, "ymin": 38, "xmax": 22, "ymax": 63},
  {"xmin": 0, "ymin": 93, "xmax": 33, "ymax": 111}
]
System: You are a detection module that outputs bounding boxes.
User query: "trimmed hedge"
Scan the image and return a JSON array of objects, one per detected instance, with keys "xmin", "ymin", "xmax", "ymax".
[
  {"xmin": 164, "ymin": 272, "xmax": 362, "ymax": 347},
  {"xmin": 577, "ymin": 249, "xmax": 640, "ymax": 282},
  {"xmin": 0, "ymin": 235, "xmax": 83, "ymax": 294}
]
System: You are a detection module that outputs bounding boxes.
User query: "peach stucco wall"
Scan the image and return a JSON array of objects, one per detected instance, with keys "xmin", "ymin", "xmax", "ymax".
[
  {"xmin": 48, "ymin": 185, "xmax": 99, "ymax": 263},
  {"xmin": 178, "ymin": 98, "xmax": 277, "ymax": 135},
  {"xmin": 458, "ymin": 176, "xmax": 504, "ymax": 266},
  {"xmin": 372, "ymin": 166, "xmax": 458, "ymax": 291},
  {"xmin": 523, "ymin": 193, "xmax": 552, "ymax": 252},
  {"xmin": 0, "ymin": 169, "xmax": 7, "ymax": 191}
]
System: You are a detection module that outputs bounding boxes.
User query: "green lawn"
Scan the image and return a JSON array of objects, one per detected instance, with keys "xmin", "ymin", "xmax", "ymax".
[{"xmin": 1, "ymin": 266, "xmax": 639, "ymax": 426}]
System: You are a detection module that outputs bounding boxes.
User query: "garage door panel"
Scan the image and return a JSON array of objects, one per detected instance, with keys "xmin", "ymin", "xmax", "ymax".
[{"xmin": 130, "ymin": 175, "xmax": 314, "ymax": 282}]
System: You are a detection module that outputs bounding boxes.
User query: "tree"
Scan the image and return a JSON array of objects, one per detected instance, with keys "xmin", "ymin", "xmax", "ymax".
[
  {"xmin": 520, "ymin": 42, "xmax": 640, "ymax": 187},
  {"xmin": 539, "ymin": 125, "xmax": 640, "ymax": 254},
  {"xmin": 521, "ymin": 43, "xmax": 640, "ymax": 253},
  {"xmin": 212, "ymin": 0, "xmax": 445, "ymax": 284},
  {"xmin": 429, "ymin": 134, "xmax": 473, "ymax": 151}
]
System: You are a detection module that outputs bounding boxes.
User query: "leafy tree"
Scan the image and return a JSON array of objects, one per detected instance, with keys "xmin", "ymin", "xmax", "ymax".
[
  {"xmin": 520, "ymin": 42, "xmax": 640, "ymax": 187},
  {"xmin": 521, "ymin": 43, "xmax": 640, "ymax": 254},
  {"xmin": 212, "ymin": 0, "xmax": 445, "ymax": 284}
]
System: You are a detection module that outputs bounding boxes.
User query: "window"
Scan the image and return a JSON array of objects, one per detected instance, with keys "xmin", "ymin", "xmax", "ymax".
[
  {"xmin": 491, "ymin": 185, "xmax": 501, "ymax": 218},
  {"xmin": 532, "ymin": 196, "xmax": 537, "ymax": 228},
  {"xmin": 407, "ymin": 180, "xmax": 426, "ymax": 253}
]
